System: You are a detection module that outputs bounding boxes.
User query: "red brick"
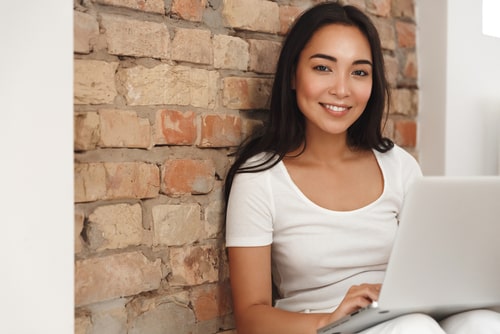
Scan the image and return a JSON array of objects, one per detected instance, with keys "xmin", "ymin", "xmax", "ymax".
[
  {"xmin": 222, "ymin": 77, "xmax": 273, "ymax": 110},
  {"xmin": 394, "ymin": 119, "xmax": 417, "ymax": 147},
  {"xmin": 396, "ymin": 21, "xmax": 416, "ymax": 48},
  {"xmin": 191, "ymin": 282, "xmax": 233, "ymax": 321},
  {"xmin": 162, "ymin": 159, "xmax": 215, "ymax": 196},
  {"xmin": 199, "ymin": 114, "xmax": 242, "ymax": 148},
  {"xmin": 171, "ymin": 0, "xmax": 207, "ymax": 22},
  {"xmin": 367, "ymin": 0, "xmax": 391, "ymax": 17},
  {"xmin": 75, "ymin": 251, "xmax": 162, "ymax": 306},
  {"xmin": 154, "ymin": 109, "xmax": 196, "ymax": 145},
  {"xmin": 248, "ymin": 39, "xmax": 281, "ymax": 74},
  {"xmin": 278, "ymin": 5, "xmax": 303, "ymax": 35}
]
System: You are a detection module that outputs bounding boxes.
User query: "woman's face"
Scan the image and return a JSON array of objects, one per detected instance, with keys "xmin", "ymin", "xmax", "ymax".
[{"xmin": 293, "ymin": 24, "xmax": 373, "ymax": 139}]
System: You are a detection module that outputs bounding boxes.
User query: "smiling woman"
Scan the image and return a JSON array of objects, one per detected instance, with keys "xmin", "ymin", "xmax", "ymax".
[{"xmin": 223, "ymin": 2, "xmax": 500, "ymax": 334}]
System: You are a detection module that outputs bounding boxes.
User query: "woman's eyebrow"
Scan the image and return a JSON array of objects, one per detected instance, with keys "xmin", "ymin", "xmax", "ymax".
[{"xmin": 309, "ymin": 53, "xmax": 373, "ymax": 66}]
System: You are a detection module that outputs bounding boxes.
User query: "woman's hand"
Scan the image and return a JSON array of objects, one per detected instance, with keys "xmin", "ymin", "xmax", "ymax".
[{"xmin": 318, "ymin": 283, "xmax": 382, "ymax": 328}]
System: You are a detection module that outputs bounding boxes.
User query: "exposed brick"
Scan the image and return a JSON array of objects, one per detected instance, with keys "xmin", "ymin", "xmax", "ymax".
[
  {"xmin": 119, "ymin": 64, "xmax": 219, "ymax": 108},
  {"xmin": 74, "ymin": 11, "xmax": 99, "ymax": 54},
  {"xmin": 74, "ymin": 111, "xmax": 100, "ymax": 151},
  {"xmin": 394, "ymin": 119, "xmax": 417, "ymax": 147},
  {"xmin": 392, "ymin": 0, "xmax": 415, "ymax": 19},
  {"xmin": 87, "ymin": 203, "xmax": 144, "ymax": 251},
  {"xmin": 99, "ymin": 109, "xmax": 152, "ymax": 149},
  {"xmin": 171, "ymin": 28, "xmax": 213, "ymax": 65},
  {"xmin": 371, "ymin": 17, "xmax": 396, "ymax": 51},
  {"xmin": 199, "ymin": 114, "xmax": 242, "ymax": 148},
  {"xmin": 152, "ymin": 203, "xmax": 204, "ymax": 246},
  {"xmin": 154, "ymin": 109, "xmax": 197, "ymax": 145},
  {"xmin": 74, "ymin": 60, "xmax": 118, "ymax": 105},
  {"xmin": 162, "ymin": 159, "xmax": 215, "ymax": 196},
  {"xmin": 390, "ymin": 88, "xmax": 417, "ymax": 116},
  {"xmin": 384, "ymin": 55, "xmax": 399, "ymax": 87},
  {"xmin": 222, "ymin": 0, "xmax": 280, "ymax": 33},
  {"xmin": 191, "ymin": 282, "xmax": 232, "ymax": 321},
  {"xmin": 222, "ymin": 77, "xmax": 273, "ymax": 110},
  {"xmin": 94, "ymin": 0, "xmax": 165, "ymax": 14},
  {"xmin": 213, "ymin": 35, "xmax": 249, "ymax": 70},
  {"xmin": 129, "ymin": 301, "xmax": 195, "ymax": 334},
  {"xmin": 366, "ymin": 0, "xmax": 391, "ymax": 17},
  {"xmin": 171, "ymin": 0, "xmax": 207, "ymax": 22},
  {"xmin": 75, "ymin": 251, "xmax": 162, "ymax": 306},
  {"xmin": 87, "ymin": 299, "xmax": 128, "ymax": 334},
  {"xmin": 74, "ymin": 162, "xmax": 160, "ymax": 202},
  {"xmin": 403, "ymin": 51, "xmax": 418, "ymax": 79},
  {"xmin": 279, "ymin": 5, "xmax": 303, "ymax": 35},
  {"xmin": 101, "ymin": 14, "xmax": 170, "ymax": 59},
  {"xmin": 75, "ymin": 313, "xmax": 92, "ymax": 334},
  {"xmin": 396, "ymin": 21, "xmax": 416, "ymax": 48},
  {"xmin": 169, "ymin": 242, "xmax": 221, "ymax": 286},
  {"xmin": 248, "ymin": 39, "xmax": 281, "ymax": 74},
  {"xmin": 204, "ymin": 200, "xmax": 224, "ymax": 238},
  {"xmin": 75, "ymin": 209, "xmax": 85, "ymax": 254}
]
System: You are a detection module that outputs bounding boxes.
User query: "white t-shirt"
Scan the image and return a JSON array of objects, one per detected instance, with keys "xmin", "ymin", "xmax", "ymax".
[{"xmin": 225, "ymin": 145, "xmax": 422, "ymax": 313}]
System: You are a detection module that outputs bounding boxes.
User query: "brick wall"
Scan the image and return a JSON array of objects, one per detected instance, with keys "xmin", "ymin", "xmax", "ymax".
[{"xmin": 73, "ymin": 0, "xmax": 417, "ymax": 332}]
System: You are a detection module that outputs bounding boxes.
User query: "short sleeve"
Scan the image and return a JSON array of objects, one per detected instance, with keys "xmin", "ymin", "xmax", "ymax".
[{"xmin": 225, "ymin": 169, "xmax": 274, "ymax": 247}]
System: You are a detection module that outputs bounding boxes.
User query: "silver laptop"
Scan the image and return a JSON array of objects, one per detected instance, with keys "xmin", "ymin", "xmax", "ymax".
[{"xmin": 318, "ymin": 176, "xmax": 500, "ymax": 334}]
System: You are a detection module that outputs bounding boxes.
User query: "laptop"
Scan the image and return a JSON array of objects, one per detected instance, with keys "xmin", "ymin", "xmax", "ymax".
[{"xmin": 318, "ymin": 176, "xmax": 500, "ymax": 334}]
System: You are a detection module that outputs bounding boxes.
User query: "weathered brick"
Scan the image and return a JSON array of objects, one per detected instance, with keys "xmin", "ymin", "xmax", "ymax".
[
  {"xmin": 99, "ymin": 109, "xmax": 152, "ymax": 149},
  {"xmin": 74, "ymin": 60, "xmax": 119, "ymax": 105},
  {"xmin": 390, "ymin": 88, "xmax": 417, "ymax": 116},
  {"xmin": 384, "ymin": 55, "xmax": 399, "ymax": 87},
  {"xmin": 199, "ymin": 114, "xmax": 242, "ymax": 148},
  {"xmin": 74, "ymin": 162, "xmax": 160, "ymax": 202},
  {"xmin": 152, "ymin": 203, "xmax": 204, "ymax": 246},
  {"xmin": 169, "ymin": 242, "xmax": 221, "ymax": 286},
  {"xmin": 74, "ymin": 11, "xmax": 99, "ymax": 54},
  {"xmin": 87, "ymin": 299, "xmax": 128, "ymax": 334},
  {"xmin": 101, "ymin": 14, "xmax": 170, "ymax": 59},
  {"xmin": 171, "ymin": 28, "xmax": 212, "ymax": 65},
  {"xmin": 75, "ymin": 209, "xmax": 85, "ymax": 254},
  {"xmin": 392, "ymin": 0, "xmax": 415, "ymax": 19},
  {"xmin": 191, "ymin": 282, "xmax": 232, "ymax": 321},
  {"xmin": 222, "ymin": 77, "xmax": 273, "ymax": 110},
  {"xmin": 120, "ymin": 64, "xmax": 219, "ymax": 108},
  {"xmin": 154, "ymin": 109, "xmax": 197, "ymax": 145},
  {"xmin": 94, "ymin": 0, "xmax": 165, "ymax": 14},
  {"xmin": 74, "ymin": 111, "xmax": 100, "ymax": 151},
  {"xmin": 204, "ymin": 200, "xmax": 224, "ymax": 238},
  {"xmin": 75, "ymin": 313, "xmax": 92, "ymax": 334},
  {"xmin": 403, "ymin": 51, "xmax": 418, "ymax": 79},
  {"xmin": 213, "ymin": 35, "xmax": 249, "ymax": 70},
  {"xmin": 394, "ymin": 119, "xmax": 417, "ymax": 147},
  {"xmin": 372, "ymin": 17, "xmax": 396, "ymax": 51},
  {"xmin": 222, "ymin": 0, "xmax": 280, "ymax": 33},
  {"xmin": 171, "ymin": 0, "xmax": 207, "ymax": 22},
  {"xmin": 279, "ymin": 5, "xmax": 303, "ymax": 35},
  {"xmin": 248, "ymin": 39, "xmax": 281, "ymax": 74},
  {"xmin": 75, "ymin": 251, "xmax": 162, "ymax": 306},
  {"xmin": 129, "ymin": 301, "xmax": 195, "ymax": 334},
  {"xmin": 162, "ymin": 159, "xmax": 215, "ymax": 196},
  {"xmin": 396, "ymin": 21, "xmax": 416, "ymax": 48},
  {"xmin": 87, "ymin": 203, "xmax": 144, "ymax": 251},
  {"xmin": 366, "ymin": 0, "xmax": 391, "ymax": 17}
]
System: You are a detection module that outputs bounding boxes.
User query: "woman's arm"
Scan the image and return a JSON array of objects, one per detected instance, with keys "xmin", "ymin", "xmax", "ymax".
[{"xmin": 228, "ymin": 246, "xmax": 382, "ymax": 334}]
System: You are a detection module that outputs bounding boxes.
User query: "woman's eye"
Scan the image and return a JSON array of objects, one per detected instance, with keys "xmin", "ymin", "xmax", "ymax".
[
  {"xmin": 352, "ymin": 69, "xmax": 369, "ymax": 77},
  {"xmin": 314, "ymin": 65, "xmax": 330, "ymax": 72}
]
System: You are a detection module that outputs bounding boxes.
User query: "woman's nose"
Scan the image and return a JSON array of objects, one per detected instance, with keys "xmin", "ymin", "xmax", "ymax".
[{"xmin": 328, "ymin": 74, "xmax": 350, "ymax": 97}]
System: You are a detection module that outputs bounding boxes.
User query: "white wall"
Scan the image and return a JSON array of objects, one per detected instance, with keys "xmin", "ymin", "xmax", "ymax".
[
  {"xmin": 0, "ymin": 2, "xmax": 74, "ymax": 333},
  {"xmin": 417, "ymin": 0, "xmax": 500, "ymax": 176}
]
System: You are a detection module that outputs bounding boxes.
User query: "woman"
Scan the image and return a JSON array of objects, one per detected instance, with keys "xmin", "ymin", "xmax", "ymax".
[{"xmin": 224, "ymin": 2, "xmax": 500, "ymax": 333}]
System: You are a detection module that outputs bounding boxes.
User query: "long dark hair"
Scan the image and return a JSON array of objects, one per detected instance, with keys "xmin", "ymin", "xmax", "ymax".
[{"xmin": 224, "ymin": 2, "xmax": 393, "ymax": 201}]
